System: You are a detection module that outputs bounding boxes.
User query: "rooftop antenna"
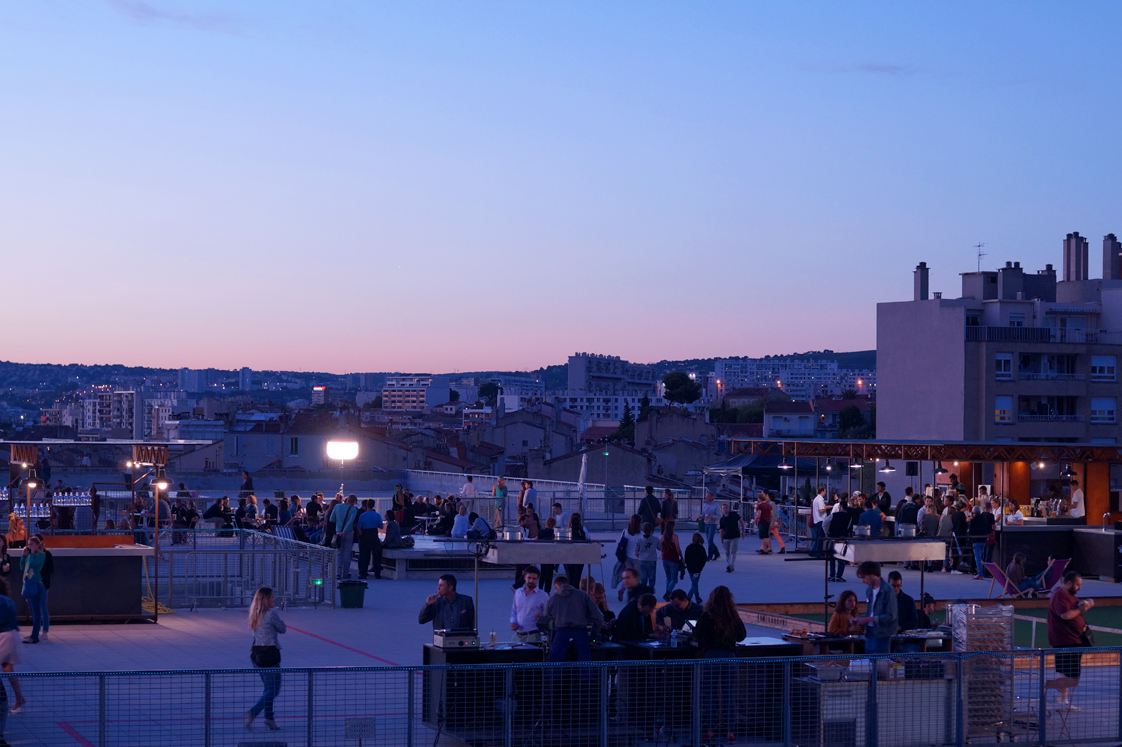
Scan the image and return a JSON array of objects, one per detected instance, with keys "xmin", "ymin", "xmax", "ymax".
[{"xmin": 975, "ymin": 242, "xmax": 987, "ymax": 272}]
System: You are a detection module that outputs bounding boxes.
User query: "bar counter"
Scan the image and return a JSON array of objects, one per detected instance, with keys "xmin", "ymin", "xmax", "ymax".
[{"xmin": 9, "ymin": 545, "xmax": 153, "ymax": 622}]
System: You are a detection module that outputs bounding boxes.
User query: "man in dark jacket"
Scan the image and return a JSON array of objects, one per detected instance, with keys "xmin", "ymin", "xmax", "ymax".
[
  {"xmin": 853, "ymin": 561, "xmax": 897, "ymax": 654},
  {"xmin": 418, "ymin": 574, "xmax": 475, "ymax": 630},
  {"xmin": 545, "ymin": 575, "xmax": 604, "ymax": 661},
  {"xmin": 874, "ymin": 483, "xmax": 892, "ymax": 514},
  {"xmin": 638, "ymin": 486, "xmax": 661, "ymax": 528},
  {"xmin": 968, "ymin": 507, "xmax": 996, "ymax": 579},
  {"xmin": 612, "ymin": 593, "xmax": 657, "ymax": 643},
  {"xmin": 888, "ymin": 571, "xmax": 920, "ymax": 631},
  {"xmin": 827, "ymin": 498, "xmax": 853, "ymax": 582}
]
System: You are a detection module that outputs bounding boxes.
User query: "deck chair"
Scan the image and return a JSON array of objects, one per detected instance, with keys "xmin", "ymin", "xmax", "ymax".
[
  {"xmin": 983, "ymin": 562, "xmax": 1031, "ymax": 599},
  {"xmin": 1042, "ymin": 558, "xmax": 1070, "ymax": 595}
]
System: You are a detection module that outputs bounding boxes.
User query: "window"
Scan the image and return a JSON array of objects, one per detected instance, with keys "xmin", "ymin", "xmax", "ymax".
[
  {"xmin": 288, "ymin": 437, "xmax": 300, "ymax": 456},
  {"xmin": 995, "ymin": 396, "xmax": 1013, "ymax": 423},
  {"xmin": 522, "ymin": 440, "xmax": 529, "ymax": 447},
  {"xmin": 995, "ymin": 353, "xmax": 1013, "ymax": 381},
  {"xmin": 1009, "ymin": 313, "xmax": 1025, "ymax": 327},
  {"xmin": 1092, "ymin": 355, "xmax": 1117, "ymax": 382},
  {"xmin": 966, "ymin": 314, "xmax": 981, "ymax": 326},
  {"xmin": 1091, "ymin": 397, "xmax": 1117, "ymax": 424}
]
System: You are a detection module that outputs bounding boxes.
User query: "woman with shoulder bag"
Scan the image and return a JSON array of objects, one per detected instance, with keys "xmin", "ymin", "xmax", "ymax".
[{"xmin": 245, "ymin": 587, "xmax": 285, "ymax": 731}]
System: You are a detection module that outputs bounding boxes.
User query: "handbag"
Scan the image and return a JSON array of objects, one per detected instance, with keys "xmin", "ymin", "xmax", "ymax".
[
  {"xmin": 985, "ymin": 530, "xmax": 996, "ymax": 547},
  {"xmin": 1080, "ymin": 627, "xmax": 1096, "ymax": 647},
  {"xmin": 614, "ymin": 532, "xmax": 629, "ymax": 563},
  {"xmin": 250, "ymin": 645, "xmax": 281, "ymax": 668},
  {"xmin": 21, "ymin": 576, "xmax": 38, "ymax": 599}
]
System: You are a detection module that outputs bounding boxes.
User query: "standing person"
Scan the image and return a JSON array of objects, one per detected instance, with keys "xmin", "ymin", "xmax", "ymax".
[
  {"xmin": 545, "ymin": 575, "xmax": 603, "ymax": 662},
  {"xmin": 755, "ymin": 491, "xmax": 775, "ymax": 555},
  {"xmin": 305, "ymin": 494, "xmax": 322, "ymax": 528},
  {"xmin": 0, "ymin": 576, "xmax": 26, "ymax": 719},
  {"xmin": 636, "ymin": 522, "xmax": 659, "ymax": 589},
  {"xmin": 810, "ymin": 487, "xmax": 829, "ymax": 557},
  {"xmin": 684, "ymin": 532, "xmax": 708, "ymax": 604},
  {"xmin": 18, "ymin": 536, "xmax": 47, "ymax": 644},
  {"xmin": 492, "ymin": 477, "xmax": 509, "ymax": 528},
  {"xmin": 510, "ymin": 566, "xmax": 549, "ymax": 643},
  {"xmin": 459, "ymin": 475, "xmax": 478, "ymax": 504},
  {"xmin": 521, "ymin": 480, "xmax": 538, "ymax": 512},
  {"xmin": 563, "ymin": 513, "xmax": 587, "ymax": 585},
  {"xmin": 969, "ymin": 505, "xmax": 996, "ymax": 580},
  {"xmin": 29, "ymin": 535, "xmax": 52, "ymax": 640},
  {"xmin": 356, "ymin": 500, "xmax": 383, "ymax": 581},
  {"xmin": 698, "ymin": 492, "xmax": 722, "ymax": 561},
  {"xmin": 537, "ymin": 517, "xmax": 556, "ymax": 590},
  {"xmin": 873, "ymin": 482, "xmax": 892, "ymax": 514},
  {"xmin": 611, "ymin": 515, "xmax": 643, "ymax": 590},
  {"xmin": 660, "ymin": 520, "xmax": 683, "ymax": 601},
  {"xmin": 1068, "ymin": 479, "xmax": 1085, "ymax": 521},
  {"xmin": 239, "ymin": 471, "xmax": 254, "ymax": 500},
  {"xmin": 693, "ymin": 586, "xmax": 747, "ymax": 744},
  {"xmin": 244, "ymin": 587, "xmax": 285, "ymax": 731},
  {"xmin": 896, "ymin": 488, "xmax": 920, "ymax": 534},
  {"xmin": 330, "ymin": 495, "xmax": 359, "ymax": 580},
  {"xmin": 90, "ymin": 484, "xmax": 101, "ymax": 531},
  {"xmin": 718, "ymin": 503, "xmax": 744, "ymax": 573},
  {"xmin": 418, "ymin": 574, "xmax": 476, "ymax": 630},
  {"xmin": 887, "ymin": 571, "xmax": 920, "ymax": 633},
  {"xmin": 4, "ymin": 517, "xmax": 25, "ymax": 550},
  {"xmin": 827, "ymin": 496, "xmax": 853, "ymax": 582},
  {"xmin": 852, "ymin": 561, "xmax": 897, "ymax": 654},
  {"xmin": 1048, "ymin": 571, "xmax": 1094, "ymax": 710},
  {"xmin": 638, "ymin": 486, "xmax": 661, "ymax": 528},
  {"xmin": 660, "ymin": 488, "xmax": 679, "ymax": 525}
]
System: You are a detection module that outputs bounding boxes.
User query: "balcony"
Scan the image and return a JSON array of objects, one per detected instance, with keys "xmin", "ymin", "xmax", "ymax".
[
  {"xmin": 1018, "ymin": 373, "xmax": 1085, "ymax": 381},
  {"xmin": 966, "ymin": 326, "xmax": 1122, "ymax": 344},
  {"xmin": 1017, "ymin": 414, "xmax": 1083, "ymax": 422}
]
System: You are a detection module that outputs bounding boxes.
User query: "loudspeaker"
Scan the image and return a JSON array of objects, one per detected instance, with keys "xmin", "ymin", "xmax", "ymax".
[{"xmin": 905, "ymin": 461, "xmax": 919, "ymax": 476}]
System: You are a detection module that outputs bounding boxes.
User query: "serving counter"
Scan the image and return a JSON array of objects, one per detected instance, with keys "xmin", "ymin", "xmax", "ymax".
[{"xmin": 9, "ymin": 544, "xmax": 153, "ymax": 622}]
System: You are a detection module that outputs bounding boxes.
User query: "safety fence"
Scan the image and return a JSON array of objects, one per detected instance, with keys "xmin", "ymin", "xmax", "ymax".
[
  {"xmin": 1, "ymin": 649, "xmax": 1119, "ymax": 746},
  {"xmin": 139, "ymin": 528, "xmax": 337, "ymax": 610}
]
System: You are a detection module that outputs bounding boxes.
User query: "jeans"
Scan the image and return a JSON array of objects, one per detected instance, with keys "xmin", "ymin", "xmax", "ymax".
[
  {"xmin": 639, "ymin": 560, "xmax": 657, "ymax": 589},
  {"xmin": 539, "ymin": 564, "xmax": 555, "ymax": 591},
  {"xmin": 563, "ymin": 564, "xmax": 584, "ymax": 586},
  {"xmin": 972, "ymin": 541, "xmax": 987, "ymax": 577},
  {"xmin": 357, "ymin": 535, "xmax": 381, "ymax": 578},
  {"xmin": 810, "ymin": 522, "xmax": 825, "ymax": 557},
  {"xmin": 722, "ymin": 539, "xmax": 740, "ymax": 569},
  {"xmin": 688, "ymin": 572, "xmax": 703, "ymax": 604},
  {"xmin": 250, "ymin": 669, "xmax": 282, "ymax": 720},
  {"xmin": 40, "ymin": 587, "xmax": 49, "ymax": 634},
  {"xmin": 702, "ymin": 652, "xmax": 738, "ymax": 734},
  {"xmin": 1018, "ymin": 577, "xmax": 1043, "ymax": 593},
  {"xmin": 336, "ymin": 531, "xmax": 354, "ymax": 579},
  {"xmin": 704, "ymin": 525, "xmax": 720, "ymax": 559},
  {"xmin": 830, "ymin": 550, "xmax": 847, "ymax": 580},
  {"xmin": 864, "ymin": 634, "xmax": 891, "ymax": 655},
  {"xmin": 549, "ymin": 627, "xmax": 592, "ymax": 662},
  {"xmin": 26, "ymin": 582, "xmax": 47, "ymax": 640},
  {"xmin": 663, "ymin": 560, "xmax": 680, "ymax": 596}
]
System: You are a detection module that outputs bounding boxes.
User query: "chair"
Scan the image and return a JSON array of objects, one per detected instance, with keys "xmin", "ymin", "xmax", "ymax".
[
  {"xmin": 1042, "ymin": 558, "xmax": 1070, "ymax": 595},
  {"xmin": 983, "ymin": 562, "xmax": 1031, "ymax": 599}
]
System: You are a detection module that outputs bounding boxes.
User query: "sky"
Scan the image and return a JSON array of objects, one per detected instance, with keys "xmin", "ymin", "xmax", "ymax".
[{"xmin": 4, "ymin": 2, "xmax": 1122, "ymax": 374}]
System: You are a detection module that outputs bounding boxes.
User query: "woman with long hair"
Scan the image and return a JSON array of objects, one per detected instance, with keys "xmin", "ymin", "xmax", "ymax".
[
  {"xmin": 4, "ymin": 517, "xmax": 25, "ymax": 551},
  {"xmin": 563, "ymin": 513, "xmax": 587, "ymax": 584},
  {"xmin": 245, "ymin": 587, "xmax": 286, "ymax": 731},
  {"xmin": 492, "ymin": 477, "xmax": 508, "ymax": 528},
  {"xmin": 19, "ymin": 536, "xmax": 47, "ymax": 644},
  {"xmin": 828, "ymin": 589, "xmax": 860, "ymax": 636},
  {"xmin": 694, "ymin": 585, "xmax": 746, "ymax": 743},
  {"xmin": 660, "ymin": 520, "xmax": 683, "ymax": 600}
]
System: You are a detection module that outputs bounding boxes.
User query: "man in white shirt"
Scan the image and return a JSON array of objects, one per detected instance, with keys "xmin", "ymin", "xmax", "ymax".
[
  {"xmin": 459, "ymin": 476, "xmax": 478, "ymax": 500},
  {"xmin": 1069, "ymin": 479, "xmax": 1085, "ymax": 519},
  {"xmin": 510, "ymin": 566, "xmax": 549, "ymax": 642},
  {"xmin": 811, "ymin": 487, "xmax": 829, "ymax": 558}
]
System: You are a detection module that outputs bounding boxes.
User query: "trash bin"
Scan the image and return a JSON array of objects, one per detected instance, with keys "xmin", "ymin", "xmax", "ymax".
[{"xmin": 339, "ymin": 580, "xmax": 368, "ymax": 609}]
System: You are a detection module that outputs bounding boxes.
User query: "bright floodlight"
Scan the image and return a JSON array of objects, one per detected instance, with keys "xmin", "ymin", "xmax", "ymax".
[
  {"xmin": 326, "ymin": 440, "xmax": 359, "ymax": 461},
  {"xmin": 155, "ymin": 479, "xmax": 170, "ymax": 490}
]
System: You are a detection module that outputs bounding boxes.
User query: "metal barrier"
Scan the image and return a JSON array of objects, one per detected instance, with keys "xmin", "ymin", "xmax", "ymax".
[
  {"xmin": 2, "ymin": 649, "xmax": 1118, "ymax": 746},
  {"xmin": 142, "ymin": 529, "xmax": 337, "ymax": 609}
]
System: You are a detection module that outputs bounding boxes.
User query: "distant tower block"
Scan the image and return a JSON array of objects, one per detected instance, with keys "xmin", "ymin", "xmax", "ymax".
[
  {"xmin": 914, "ymin": 262, "xmax": 929, "ymax": 301},
  {"xmin": 1063, "ymin": 232, "xmax": 1088, "ymax": 281},
  {"xmin": 1104, "ymin": 233, "xmax": 1122, "ymax": 281}
]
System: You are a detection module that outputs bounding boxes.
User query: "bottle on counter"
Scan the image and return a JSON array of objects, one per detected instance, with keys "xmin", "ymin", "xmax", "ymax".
[
  {"xmin": 670, "ymin": 629, "xmax": 678, "ymax": 648},
  {"xmin": 489, "ymin": 629, "xmax": 496, "ymax": 645}
]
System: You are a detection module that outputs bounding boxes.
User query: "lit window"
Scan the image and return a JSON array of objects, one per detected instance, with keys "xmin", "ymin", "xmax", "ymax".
[{"xmin": 995, "ymin": 396, "xmax": 1013, "ymax": 423}]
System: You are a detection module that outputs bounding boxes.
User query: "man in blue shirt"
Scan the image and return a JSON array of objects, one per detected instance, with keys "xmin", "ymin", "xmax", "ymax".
[
  {"xmin": 859, "ymin": 504, "xmax": 884, "ymax": 537},
  {"xmin": 356, "ymin": 500, "xmax": 384, "ymax": 580},
  {"xmin": 330, "ymin": 495, "xmax": 359, "ymax": 580}
]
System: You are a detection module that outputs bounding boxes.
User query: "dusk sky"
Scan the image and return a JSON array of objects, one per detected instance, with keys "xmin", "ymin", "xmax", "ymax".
[{"xmin": 4, "ymin": 3, "xmax": 1122, "ymax": 374}]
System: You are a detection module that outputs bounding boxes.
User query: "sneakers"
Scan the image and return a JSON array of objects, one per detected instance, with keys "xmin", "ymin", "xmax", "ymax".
[
  {"xmin": 10, "ymin": 698, "xmax": 25, "ymax": 715},
  {"xmin": 972, "ymin": 575, "xmax": 983, "ymax": 581},
  {"xmin": 244, "ymin": 710, "xmax": 255, "ymax": 729},
  {"xmin": 726, "ymin": 565, "xmax": 733, "ymax": 573}
]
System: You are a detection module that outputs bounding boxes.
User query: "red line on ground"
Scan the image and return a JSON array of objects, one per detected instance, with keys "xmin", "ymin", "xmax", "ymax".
[
  {"xmin": 58, "ymin": 722, "xmax": 96, "ymax": 747},
  {"xmin": 241, "ymin": 611, "xmax": 398, "ymax": 666}
]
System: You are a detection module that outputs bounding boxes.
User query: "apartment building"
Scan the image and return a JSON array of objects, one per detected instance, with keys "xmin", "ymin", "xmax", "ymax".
[
  {"xmin": 878, "ymin": 233, "xmax": 1122, "ymax": 443},
  {"xmin": 713, "ymin": 358, "xmax": 874, "ymax": 401},
  {"xmin": 381, "ymin": 374, "xmax": 451, "ymax": 411},
  {"xmin": 551, "ymin": 353, "xmax": 664, "ymax": 420}
]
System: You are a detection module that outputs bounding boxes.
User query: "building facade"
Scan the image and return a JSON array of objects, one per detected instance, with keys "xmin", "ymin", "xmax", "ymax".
[
  {"xmin": 381, "ymin": 375, "xmax": 451, "ymax": 412},
  {"xmin": 879, "ymin": 235, "xmax": 1122, "ymax": 443},
  {"xmin": 713, "ymin": 358, "xmax": 874, "ymax": 401}
]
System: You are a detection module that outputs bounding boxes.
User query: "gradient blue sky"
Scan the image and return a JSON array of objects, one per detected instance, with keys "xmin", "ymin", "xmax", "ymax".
[{"xmin": 4, "ymin": 2, "xmax": 1122, "ymax": 373}]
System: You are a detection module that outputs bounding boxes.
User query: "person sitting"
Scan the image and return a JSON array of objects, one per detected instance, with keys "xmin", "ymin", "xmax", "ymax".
[
  {"xmin": 466, "ymin": 512, "xmax": 495, "ymax": 540},
  {"xmin": 660, "ymin": 589, "xmax": 703, "ymax": 631},
  {"xmin": 450, "ymin": 505, "xmax": 470, "ymax": 538},
  {"xmin": 1006, "ymin": 553, "xmax": 1053, "ymax": 596},
  {"xmin": 383, "ymin": 514, "xmax": 403, "ymax": 549},
  {"xmin": 828, "ymin": 589, "xmax": 861, "ymax": 636},
  {"xmin": 916, "ymin": 593, "xmax": 937, "ymax": 629},
  {"xmin": 612, "ymin": 593, "xmax": 657, "ymax": 642}
]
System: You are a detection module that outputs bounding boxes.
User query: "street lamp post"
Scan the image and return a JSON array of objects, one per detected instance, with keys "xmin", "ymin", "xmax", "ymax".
[{"xmin": 152, "ymin": 472, "xmax": 169, "ymax": 622}]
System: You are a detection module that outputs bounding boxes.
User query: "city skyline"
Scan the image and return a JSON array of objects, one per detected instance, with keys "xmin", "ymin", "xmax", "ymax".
[{"xmin": 4, "ymin": 3, "xmax": 1122, "ymax": 371}]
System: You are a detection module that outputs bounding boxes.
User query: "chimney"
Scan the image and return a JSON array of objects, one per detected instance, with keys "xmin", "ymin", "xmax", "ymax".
[
  {"xmin": 1063, "ymin": 232, "xmax": 1089, "ymax": 281},
  {"xmin": 914, "ymin": 262, "xmax": 930, "ymax": 301},
  {"xmin": 1105, "ymin": 233, "xmax": 1122, "ymax": 280}
]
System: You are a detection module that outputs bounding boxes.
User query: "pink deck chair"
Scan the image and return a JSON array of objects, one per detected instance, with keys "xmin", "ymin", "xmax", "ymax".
[{"xmin": 984, "ymin": 562, "xmax": 1031, "ymax": 600}]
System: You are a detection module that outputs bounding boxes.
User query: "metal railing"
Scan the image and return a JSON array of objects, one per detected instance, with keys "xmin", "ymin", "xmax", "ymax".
[
  {"xmin": 3, "ymin": 649, "xmax": 1120, "ymax": 746},
  {"xmin": 967, "ymin": 325, "xmax": 1122, "ymax": 344},
  {"xmin": 1017, "ymin": 413, "xmax": 1083, "ymax": 422},
  {"xmin": 1018, "ymin": 372, "xmax": 1085, "ymax": 381},
  {"xmin": 139, "ymin": 529, "xmax": 337, "ymax": 609}
]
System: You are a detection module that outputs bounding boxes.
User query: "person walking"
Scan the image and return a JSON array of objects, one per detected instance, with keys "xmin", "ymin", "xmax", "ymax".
[
  {"xmin": 18, "ymin": 537, "xmax": 47, "ymax": 645},
  {"xmin": 638, "ymin": 486, "xmax": 661, "ymax": 528},
  {"xmin": 660, "ymin": 488, "xmax": 679, "ymax": 525},
  {"xmin": 1047, "ymin": 570, "xmax": 1094, "ymax": 710},
  {"xmin": 660, "ymin": 520, "xmax": 683, "ymax": 600},
  {"xmin": 694, "ymin": 586, "xmax": 747, "ymax": 744},
  {"xmin": 356, "ymin": 500, "xmax": 383, "ymax": 580},
  {"xmin": 245, "ymin": 587, "xmax": 285, "ymax": 731},
  {"xmin": 636, "ymin": 522, "xmax": 659, "ymax": 589},
  {"xmin": 698, "ymin": 492, "xmax": 722, "ymax": 561},
  {"xmin": 330, "ymin": 495, "xmax": 359, "ymax": 580},
  {"xmin": 683, "ymin": 532, "xmax": 708, "ymax": 604},
  {"xmin": 755, "ymin": 491, "xmax": 774, "ymax": 555},
  {"xmin": 718, "ymin": 503, "xmax": 744, "ymax": 573},
  {"xmin": 239, "ymin": 471, "xmax": 254, "ymax": 500},
  {"xmin": 611, "ymin": 515, "xmax": 643, "ymax": 590}
]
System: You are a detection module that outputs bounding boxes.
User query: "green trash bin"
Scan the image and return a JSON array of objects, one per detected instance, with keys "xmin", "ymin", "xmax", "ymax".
[{"xmin": 339, "ymin": 581, "xmax": 368, "ymax": 609}]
